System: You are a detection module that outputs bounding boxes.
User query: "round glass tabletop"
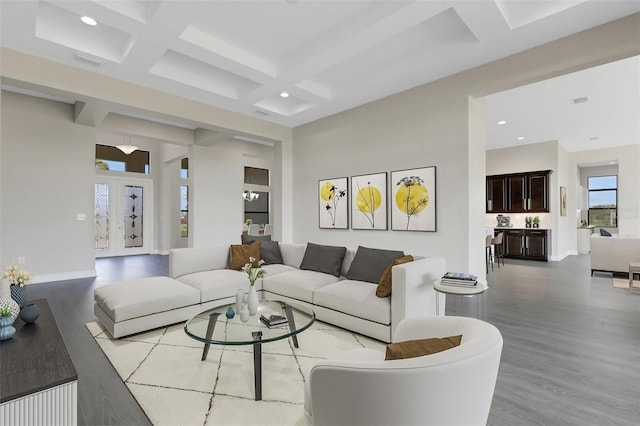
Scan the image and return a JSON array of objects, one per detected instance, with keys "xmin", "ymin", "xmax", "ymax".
[{"xmin": 184, "ymin": 299, "xmax": 315, "ymax": 346}]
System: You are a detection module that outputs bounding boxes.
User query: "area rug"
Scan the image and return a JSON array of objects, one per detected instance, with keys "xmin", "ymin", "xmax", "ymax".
[
  {"xmin": 612, "ymin": 278, "xmax": 640, "ymax": 290},
  {"xmin": 86, "ymin": 320, "xmax": 385, "ymax": 426}
]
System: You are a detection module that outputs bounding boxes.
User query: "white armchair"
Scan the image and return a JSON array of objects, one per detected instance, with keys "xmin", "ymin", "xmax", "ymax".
[{"xmin": 304, "ymin": 316, "xmax": 503, "ymax": 426}]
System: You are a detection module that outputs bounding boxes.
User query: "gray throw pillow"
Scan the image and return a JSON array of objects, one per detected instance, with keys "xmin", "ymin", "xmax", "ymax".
[
  {"xmin": 600, "ymin": 229, "xmax": 612, "ymax": 237},
  {"xmin": 241, "ymin": 234, "xmax": 272, "ymax": 244},
  {"xmin": 346, "ymin": 246, "xmax": 405, "ymax": 284},
  {"xmin": 261, "ymin": 240, "xmax": 284, "ymax": 265},
  {"xmin": 299, "ymin": 243, "xmax": 347, "ymax": 277}
]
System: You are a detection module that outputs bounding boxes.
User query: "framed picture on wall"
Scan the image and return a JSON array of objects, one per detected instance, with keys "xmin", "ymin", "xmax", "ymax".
[
  {"xmin": 560, "ymin": 186, "xmax": 567, "ymax": 216},
  {"xmin": 318, "ymin": 177, "xmax": 348, "ymax": 229},
  {"xmin": 390, "ymin": 166, "xmax": 436, "ymax": 231},
  {"xmin": 351, "ymin": 172, "xmax": 388, "ymax": 230}
]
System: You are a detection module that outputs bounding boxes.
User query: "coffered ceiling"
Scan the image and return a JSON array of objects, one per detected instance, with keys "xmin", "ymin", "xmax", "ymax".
[{"xmin": 1, "ymin": 1, "xmax": 639, "ymax": 151}]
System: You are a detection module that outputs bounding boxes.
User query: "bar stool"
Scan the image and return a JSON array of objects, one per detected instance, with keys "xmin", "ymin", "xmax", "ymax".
[
  {"xmin": 485, "ymin": 234, "xmax": 493, "ymax": 273},
  {"xmin": 491, "ymin": 232, "xmax": 504, "ymax": 268},
  {"xmin": 630, "ymin": 262, "xmax": 640, "ymax": 292}
]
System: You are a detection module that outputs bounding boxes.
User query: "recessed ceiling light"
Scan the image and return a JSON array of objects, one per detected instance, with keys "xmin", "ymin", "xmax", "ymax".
[
  {"xmin": 517, "ymin": 137, "xmax": 525, "ymax": 140},
  {"xmin": 280, "ymin": 92, "xmax": 289, "ymax": 98},
  {"xmin": 81, "ymin": 16, "xmax": 97, "ymax": 26},
  {"xmin": 498, "ymin": 120, "xmax": 506, "ymax": 125}
]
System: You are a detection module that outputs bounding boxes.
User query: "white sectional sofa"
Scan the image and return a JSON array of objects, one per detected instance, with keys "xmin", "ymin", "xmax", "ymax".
[
  {"xmin": 590, "ymin": 234, "xmax": 640, "ymax": 275},
  {"xmin": 94, "ymin": 242, "xmax": 446, "ymax": 342}
]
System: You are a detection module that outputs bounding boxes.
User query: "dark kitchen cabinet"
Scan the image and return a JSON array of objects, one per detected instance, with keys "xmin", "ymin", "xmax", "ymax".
[
  {"xmin": 486, "ymin": 170, "xmax": 550, "ymax": 213},
  {"xmin": 527, "ymin": 172, "xmax": 549, "ymax": 212},
  {"xmin": 525, "ymin": 229, "xmax": 548, "ymax": 260},
  {"xmin": 486, "ymin": 176, "xmax": 506, "ymax": 213},
  {"xmin": 497, "ymin": 229, "xmax": 549, "ymax": 261},
  {"xmin": 506, "ymin": 175, "xmax": 527, "ymax": 212},
  {"xmin": 503, "ymin": 229, "xmax": 525, "ymax": 257}
]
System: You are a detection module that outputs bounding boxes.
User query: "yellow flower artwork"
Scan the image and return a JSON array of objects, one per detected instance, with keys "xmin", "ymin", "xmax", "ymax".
[
  {"xmin": 351, "ymin": 172, "xmax": 387, "ymax": 230},
  {"xmin": 319, "ymin": 177, "xmax": 348, "ymax": 229},
  {"xmin": 391, "ymin": 167, "xmax": 436, "ymax": 231}
]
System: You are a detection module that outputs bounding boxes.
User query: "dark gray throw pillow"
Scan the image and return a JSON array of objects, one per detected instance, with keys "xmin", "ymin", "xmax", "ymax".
[
  {"xmin": 600, "ymin": 229, "xmax": 612, "ymax": 237},
  {"xmin": 260, "ymin": 240, "xmax": 284, "ymax": 265},
  {"xmin": 346, "ymin": 246, "xmax": 405, "ymax": 284},
  {"xmin": 241, "ymin": 234, "xmax": 272, "ymax": 245},
  {"xmin": 299, "ymin": 243, "xmax": 347, "ymax": 277}
]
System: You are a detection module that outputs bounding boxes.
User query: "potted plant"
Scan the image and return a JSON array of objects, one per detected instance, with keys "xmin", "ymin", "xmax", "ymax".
[
  {"xmin": 533, "ymin": 216, "xmax": 540, "ymax": 228},
  {"xmin": 0, "ymin": 304, "xmax": 16, "ymax": 341},
  {"xmin": 525, "ymin": 216, "xmax": 532, "ymax": 228}
]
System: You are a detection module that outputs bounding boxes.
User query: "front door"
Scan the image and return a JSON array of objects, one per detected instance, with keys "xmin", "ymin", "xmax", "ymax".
[{"xmin": 95, "ymin": 177, "xmax": 152, "ymax": 257}]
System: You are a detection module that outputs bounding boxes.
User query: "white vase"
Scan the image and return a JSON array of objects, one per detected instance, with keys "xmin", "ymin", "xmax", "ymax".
[
  {"xmin": 0, "ymin": 279, "xmax": 20, "ymax": 321},
  {"xmin": 239, "ymin": 304, "xmax": 250, "ymax": 322},
  {"xmin": 247, "ymin": 285, "xmax": 259, "ymax": 316},
  {"xmin": 235, "ymin": 289, "xmax": 244, "ymax": 313}
]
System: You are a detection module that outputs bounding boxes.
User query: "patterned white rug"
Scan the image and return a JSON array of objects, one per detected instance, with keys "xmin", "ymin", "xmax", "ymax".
[{"xmin": 86, "ymin": 320, "xmax": 386, "ymax": 426}]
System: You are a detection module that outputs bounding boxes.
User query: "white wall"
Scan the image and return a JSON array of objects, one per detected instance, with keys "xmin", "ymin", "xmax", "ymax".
[
  {"xmin": 556, "ymin": 143, "xmax": 570, "ymax": 258},
  {"xmin": 293, "ymin": 78, "xmax": 478, "ymax": 273},
  {"xmin": 191, "ymin": 140, "xmax": 275, "ymax": 247},
  {"xmin": 1, "ymin": 91, "xmax": 96, "ymax": 281},
  {"xmin": 0, "ymin": 90, "xmax": 281, "ymax": 281}
]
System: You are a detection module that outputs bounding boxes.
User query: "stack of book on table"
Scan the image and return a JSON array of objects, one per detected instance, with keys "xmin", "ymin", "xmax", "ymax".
[
  {"xmin": 260, "ymin": 313, "xmax": 288, "ymax": 328},
  {"xmin": 441, "ymin": 272, "xmax": 478, "ymax": 287}
]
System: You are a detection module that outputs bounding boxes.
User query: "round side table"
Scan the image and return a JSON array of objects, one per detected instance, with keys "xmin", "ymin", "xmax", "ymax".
[{"xmin": 434, "ymin": 279, "xmax": 488, "ymax": 319}]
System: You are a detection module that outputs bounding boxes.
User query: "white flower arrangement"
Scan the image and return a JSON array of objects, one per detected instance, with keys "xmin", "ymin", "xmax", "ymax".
[
  {"xmin": 2, "ymin": 264, "xmax": 32, "ymax": 287},
  {"xmin": 242, "ymin": 257, "xmax": 265, "ymax": 286}
]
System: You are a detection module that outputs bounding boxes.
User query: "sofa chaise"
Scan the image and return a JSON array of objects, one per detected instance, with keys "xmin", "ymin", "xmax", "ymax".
[
  {"xmin": 590, "ymin": 234, "xmax": 640, "ymax": 275},
  {"xmin": 94, "ymin": 242, "xmax": 446, "ymax": 342}
]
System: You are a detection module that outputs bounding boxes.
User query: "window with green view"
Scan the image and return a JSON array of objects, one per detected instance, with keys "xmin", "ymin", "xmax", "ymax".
[{"xmin": 588, "ymin": 175, "xmax": 617, "ymax": 227}]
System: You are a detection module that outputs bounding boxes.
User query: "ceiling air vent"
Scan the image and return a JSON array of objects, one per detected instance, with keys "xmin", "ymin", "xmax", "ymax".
[
  {"xmin": 75, "ymin": 52, "xmax": 104, "ymax": 67},
  {"xmin": 571, "ymin": 96, "xmax": 588, "ymax": 104}
]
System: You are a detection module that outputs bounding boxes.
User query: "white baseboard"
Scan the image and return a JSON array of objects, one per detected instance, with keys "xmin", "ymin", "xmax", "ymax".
[
  {"xmin": 550, "ymin": 251, "xmax": 574, "ymax": 261},
  {"xmin": 33, "ymin": 269, "xmax": 96, "ymax": 284}
]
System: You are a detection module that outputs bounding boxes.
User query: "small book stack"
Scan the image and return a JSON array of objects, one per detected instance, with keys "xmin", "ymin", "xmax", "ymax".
[
  {"xmin": 260, "ymin": 313, "xmax": 288, "ymax": 328},
  {"xmin": 441, "ymin": 272, "xmax": 478, "ymax": 287}
]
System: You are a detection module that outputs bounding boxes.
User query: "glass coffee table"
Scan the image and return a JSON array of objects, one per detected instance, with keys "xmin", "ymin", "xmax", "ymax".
[{"xmin": 184, "ymin": 299, "xmax": 315, "ymax": 400}]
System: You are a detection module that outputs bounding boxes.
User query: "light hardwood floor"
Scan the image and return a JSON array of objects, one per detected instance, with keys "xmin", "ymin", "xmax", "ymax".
[{"xmin": 26, "ymin": 254, "xmax": 640, "ymax": 425}]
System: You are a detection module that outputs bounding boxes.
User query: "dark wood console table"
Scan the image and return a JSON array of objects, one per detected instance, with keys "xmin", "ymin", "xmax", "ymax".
[{"xmin": 0, "ymin": 298, "xmax": 78, "ymax": 424}]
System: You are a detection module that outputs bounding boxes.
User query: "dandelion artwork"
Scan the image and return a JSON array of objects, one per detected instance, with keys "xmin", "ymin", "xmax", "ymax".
[
  {"xmin": 391, "ymin": 166, "xmax": 436, "ymax": 231},
  {"xmin": 319, "ymin": 177, "xmax": 348, "ymax": 229},
  {"xmin": 351, "ymin": 172, "xmax": 387, "ymax": 230}
]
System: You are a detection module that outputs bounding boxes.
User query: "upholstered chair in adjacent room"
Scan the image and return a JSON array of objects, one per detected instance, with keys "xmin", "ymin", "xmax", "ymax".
[
  {"xmin": 247, "ymin": 224, "xmax": 261, "ymax": 236},
  {"xmin": 304, "ymin": 316, "xmax": 503, "ymax": 426}
]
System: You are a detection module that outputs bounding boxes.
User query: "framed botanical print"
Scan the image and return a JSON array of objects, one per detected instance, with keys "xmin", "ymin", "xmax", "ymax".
[
  {"xmin": 351, "ymin": 172, "xmax": 388, "ymax": 230},
  {"xmin": 318, "ymin": 177, "xmax": 348, "ymax": 229},
  {"xmin": 390, "ymin": 166, "xmax": 436, "ymax": 231},
  {"xmin": 560, "ymin": 186, "xmax": 567, "ymax": 216}
]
